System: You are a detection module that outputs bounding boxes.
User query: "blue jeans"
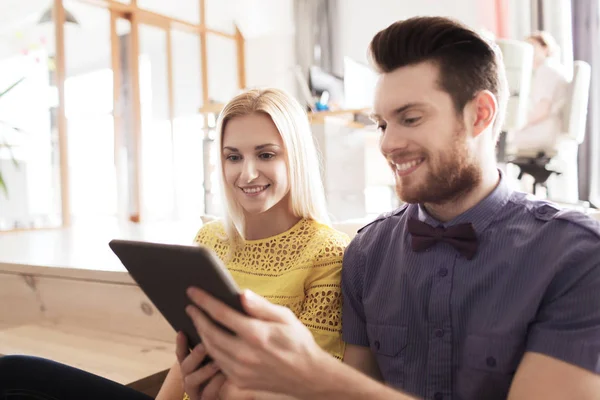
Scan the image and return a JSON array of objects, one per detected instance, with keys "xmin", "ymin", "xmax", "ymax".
[{"xmin": 0, "ymin": 355, "xmax": 153, "ymax": 400}]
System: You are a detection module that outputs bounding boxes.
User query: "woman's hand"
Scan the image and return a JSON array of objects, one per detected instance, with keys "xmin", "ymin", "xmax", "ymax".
[{"xmin": 176, "ymin": 332, "xmax": 226, "ymax": 400}]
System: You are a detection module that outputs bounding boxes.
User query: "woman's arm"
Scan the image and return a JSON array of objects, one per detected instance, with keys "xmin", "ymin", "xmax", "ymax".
[
  {"xmin": 155, "ymin": 362, "xmax": 185, "ymax": 400},
  {"xmin": 524, "ymin": 99, "xmax": 552, "ymax": 128}
]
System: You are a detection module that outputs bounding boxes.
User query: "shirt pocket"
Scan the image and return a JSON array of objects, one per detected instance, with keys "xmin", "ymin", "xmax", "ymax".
[
  {"xmin": 366, "ymin": 323, "xmax": 408, "ymax": 388},
  {"xmin": 456, "ymin": 334, "xmax": 525, "ymax": 400}
]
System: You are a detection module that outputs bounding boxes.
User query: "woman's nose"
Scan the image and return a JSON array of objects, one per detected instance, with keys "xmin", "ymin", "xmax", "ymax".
[{"xmin": 240, "ymin": 160, "xmax": 258, "ymax": 183}]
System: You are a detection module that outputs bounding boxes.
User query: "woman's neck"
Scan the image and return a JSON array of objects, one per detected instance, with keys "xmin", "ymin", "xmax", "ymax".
[{"xmin": 242, "ymin": 200, "xmax": 301, "ymax": 240}]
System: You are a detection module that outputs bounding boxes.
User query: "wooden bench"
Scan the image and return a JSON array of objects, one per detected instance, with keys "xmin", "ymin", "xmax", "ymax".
[{"xmin": 0, "ymin": 219, "xmax": 201, "ymax": 396}]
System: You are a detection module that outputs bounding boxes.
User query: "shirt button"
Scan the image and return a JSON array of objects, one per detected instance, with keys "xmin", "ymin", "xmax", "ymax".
[
  {"xmin": 486, "ymin": 356, "xmax": 497, "ymax": 367},
  {"xmin": 438, "ymin": 268, "xmax": 448, "ymax": 277},
  {"xmin": 434, "ymin": 392, "xmax": 444, "ymax": 400},
  {"xmin": 374, "ymin": 340, "xmax": 380, "ymax": 350},
  {"xmin": 434, "ymin": 329, "xmax": 444, "ymax": 338}
]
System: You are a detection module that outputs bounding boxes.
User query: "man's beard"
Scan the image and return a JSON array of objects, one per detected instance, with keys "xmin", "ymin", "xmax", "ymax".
[{"xmin": 394, "ymin": 128, "xmax": 481, "ymax": 205}]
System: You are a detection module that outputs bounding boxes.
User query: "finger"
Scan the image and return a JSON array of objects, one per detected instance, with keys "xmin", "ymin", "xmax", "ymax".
[
  {"xmin": 185, "ymin": 305, "xmax": 245, "ymax": 360},
  {"xmin": 184, "ymin": 362, "xmax": 220, "ymax": 391},
  {"xmin": 201, "ymin": 372, "xmax": 226, "ymax": 400},
  {"xmin": 180, "ymin": 343, "xmax": 208, "ymax": 375},
  {"xmin": 176, "ymin": 331, "xmax": 190, "ymax": 364},
  {"xmin": 241, "ymin": 289, "xmax": 295, "ymax": 324},
  {"xmin": 187, "ymin": 287, "xmax": 254, "ymax": 335},
  {"xmin": 219, "ymin": 381, "xmax": 257, "ymax": 400}
]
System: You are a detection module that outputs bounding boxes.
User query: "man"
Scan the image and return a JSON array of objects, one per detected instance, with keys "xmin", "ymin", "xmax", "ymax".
[{"xmin": 182, "ymin": 16, "xmax": 600, "ymax": 399}]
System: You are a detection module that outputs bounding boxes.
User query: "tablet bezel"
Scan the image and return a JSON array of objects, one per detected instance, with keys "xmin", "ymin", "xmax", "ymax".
[{"xmin": 108, "ymin": 239, "xmax": 245, "ymax": 349}]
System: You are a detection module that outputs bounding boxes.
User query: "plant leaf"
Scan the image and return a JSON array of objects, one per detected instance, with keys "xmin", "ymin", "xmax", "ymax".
[
  {"xmin": 0, "ymin": 170, "xmax": 7, "ymax": 198},
  {"xmin": 0, "ymin": 137, "xmax": 19, "ymax": 168},
  {"xmin": 0, "ymin": 77, "xmax": 26, "ymax": 99},
  {"xmin": 0, "ymin": 120, "xmax": 28, "ymax": 135}
]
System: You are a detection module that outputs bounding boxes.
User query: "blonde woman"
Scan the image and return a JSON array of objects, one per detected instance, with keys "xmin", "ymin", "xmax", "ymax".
[
  {"xmin": 156, "ymin": 88, "xmax": 350, "ymax": 400},
  {"xmin": 0, "ymin": 89, "xmax": 348, "ymax": 400},
  {"xmin": 511, "ymin": 31, "xmax": 569, "ymax": 150}
]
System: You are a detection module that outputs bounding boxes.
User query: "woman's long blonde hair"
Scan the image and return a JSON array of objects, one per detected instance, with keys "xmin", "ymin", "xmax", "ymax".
[{"xmin": 215, "ymin": 88, "xmax": 330, "ymax": 245}]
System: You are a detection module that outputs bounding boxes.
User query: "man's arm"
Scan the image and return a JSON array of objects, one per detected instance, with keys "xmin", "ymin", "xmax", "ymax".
[
  {"xmin": 308, "ymin": 347, "xmax": 417, "ymax": 400},
  {"xmin": 343, "ymin": 344, "xmax": 383, "ymax": 381},
  {"xmin": 185, "ymin": 287, "xmax": 419, "ymax": 400},
  {"xmin": 508, "ymin": 352, "xmax": 600, "ymax": 399},
  {"xmin": 508, "ymin": 224, "xmax": 600, "ymax": 399}
]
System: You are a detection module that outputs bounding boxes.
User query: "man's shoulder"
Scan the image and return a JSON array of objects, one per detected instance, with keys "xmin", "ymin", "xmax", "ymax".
[
  {"xmin": 356, "ymin": 204, "xmax": 410, "ymax": 235},
  {"xmin": 508, "ymin": 194, "xmax": 600, "ymax": 240},
  {"xmin": 552, "ymin": 208, "xmax": 600, "ymax": 239}
]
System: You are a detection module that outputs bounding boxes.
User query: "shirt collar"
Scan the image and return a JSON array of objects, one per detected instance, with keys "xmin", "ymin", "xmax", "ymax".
[{"xmin": 414, "ymin": 169, "xmax": 512, "ymax": 234}]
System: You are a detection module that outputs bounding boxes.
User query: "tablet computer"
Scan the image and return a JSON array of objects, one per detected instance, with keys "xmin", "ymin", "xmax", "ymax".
[{"xmin": 108, "ymin": 239, "xmax": 246, "ymax": 351}]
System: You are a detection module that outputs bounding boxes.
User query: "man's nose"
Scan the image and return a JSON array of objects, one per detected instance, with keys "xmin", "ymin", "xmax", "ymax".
[{"xmin": 379, "ymin": 126, "xmax": 409, "ymax": 157}]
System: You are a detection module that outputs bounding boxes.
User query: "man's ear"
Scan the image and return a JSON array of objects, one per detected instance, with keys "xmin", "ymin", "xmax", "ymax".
[{"xmin": 470, "ymin": 90, "xmax": 497, "ymax": 137}]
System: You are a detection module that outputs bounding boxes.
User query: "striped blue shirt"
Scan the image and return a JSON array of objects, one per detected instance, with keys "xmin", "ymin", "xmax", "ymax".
[{"xmin": 342, "ymin": 171, "xmax": 600, "ymax": 400}]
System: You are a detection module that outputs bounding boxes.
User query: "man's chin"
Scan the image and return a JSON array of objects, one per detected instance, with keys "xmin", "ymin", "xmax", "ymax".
[{"xmin": 395, "ymin": 185, "xmax": 426, "ymax": 204}]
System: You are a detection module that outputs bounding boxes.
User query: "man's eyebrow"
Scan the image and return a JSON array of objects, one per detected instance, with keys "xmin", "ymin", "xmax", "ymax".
[{"xmin": 370, "ymin": 103, "xmax": 427, "ymax": 122}]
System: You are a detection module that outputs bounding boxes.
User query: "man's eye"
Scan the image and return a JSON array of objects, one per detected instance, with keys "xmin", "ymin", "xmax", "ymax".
[{"xmin": 403, "ymin": 117, "xmax": 421, "ymax": 125}]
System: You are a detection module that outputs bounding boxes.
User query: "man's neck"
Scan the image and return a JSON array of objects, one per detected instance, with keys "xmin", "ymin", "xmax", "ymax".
[{"xmin": 423, "ymin": 167, "xmax": 500, "ymax": 223}]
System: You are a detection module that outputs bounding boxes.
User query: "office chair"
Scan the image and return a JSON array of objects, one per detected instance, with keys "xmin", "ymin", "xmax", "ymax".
[
  {"xmin": 507, "ymin": 60, "xmax": 591, "ymax": 198},
  {"xmin": 495, "ymin": 39, "xmax": 534, "ymax": 163}
]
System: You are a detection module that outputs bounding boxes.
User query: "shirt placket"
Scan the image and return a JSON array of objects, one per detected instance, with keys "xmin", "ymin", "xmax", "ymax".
[{"xmin": 426, "ymin": 249, "xmax": 457, "ymax": 400}]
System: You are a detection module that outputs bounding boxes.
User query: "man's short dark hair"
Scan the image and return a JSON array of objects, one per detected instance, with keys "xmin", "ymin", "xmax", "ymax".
[{"xmin": 369, "ymin": 16, "xmax": 508, "ymax": 137}]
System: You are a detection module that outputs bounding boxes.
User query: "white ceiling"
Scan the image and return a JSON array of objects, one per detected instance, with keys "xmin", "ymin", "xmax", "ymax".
[
  {"xmin": 0, "ymin": 1, "xmax": 114, "ymax": 73},
  {"xmin": 0, "ymin": 0, "xmax": 294, "ymax": 78}
]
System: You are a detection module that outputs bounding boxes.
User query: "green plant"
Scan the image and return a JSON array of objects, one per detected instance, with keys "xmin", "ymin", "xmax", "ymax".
[{"xmin": 0, "ymin": 77, "xmax": 26, "ymax": 197}]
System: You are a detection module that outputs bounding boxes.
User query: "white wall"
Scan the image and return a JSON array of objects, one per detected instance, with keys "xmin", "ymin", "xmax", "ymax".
[
  {"xmin": 244, "ymin": 34, "xmax": 297, "ymax": 96},
  {"xmin": 507, "ymin": 0, "xmax": 532, "ymax": 40},
  {"xmin": 335, "ymin": 0, "xmax": 486, "ymax": 70},
  {"xmin": 237, "ymin": 0, "xmax": 297, "ymax": 96}
]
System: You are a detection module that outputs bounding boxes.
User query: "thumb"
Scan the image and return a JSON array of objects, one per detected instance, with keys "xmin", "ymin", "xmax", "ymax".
[{"xmin": 241, "ymin": 289, "xmax": 295, "ymax": 323}]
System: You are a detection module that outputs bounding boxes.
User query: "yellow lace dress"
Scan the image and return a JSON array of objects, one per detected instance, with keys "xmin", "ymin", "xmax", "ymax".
[{"xmin": 182, "ymin": 218, "xmax": 349, "ymax": 400}]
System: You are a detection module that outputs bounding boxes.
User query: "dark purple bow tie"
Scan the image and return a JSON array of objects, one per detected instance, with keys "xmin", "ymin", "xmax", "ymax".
[{"xmin": 407, "ymin": 218, "xmax": 478, "ymax": 260}]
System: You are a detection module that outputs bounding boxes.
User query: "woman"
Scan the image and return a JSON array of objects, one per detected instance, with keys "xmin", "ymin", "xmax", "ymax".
[
  {"xmin": 0, "ymin": 88, "xmax": 349, "ymax": 400},
  {"xmin": 510, "ymin": 31, "xmax": 569, "ymax": 151},
  {"xmin": 158, "ymin": 88, "xmax": 349, "ymax": 400}
]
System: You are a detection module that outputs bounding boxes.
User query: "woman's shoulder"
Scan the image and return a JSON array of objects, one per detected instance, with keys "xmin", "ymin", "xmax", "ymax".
[
  {"xmin": 302, "ymin": 220, "xmax": 351, "ymax": 262},
  {"xmin": 538, "ymin": 59, "xmax": 569, "ymax": 82},
  {"xmin": 309, "ymin": 220, "xmax": 351, "ymax": 246},
  {"xmin": 194, "ymin": 219, "xmax": 226, "ymax": 243}
]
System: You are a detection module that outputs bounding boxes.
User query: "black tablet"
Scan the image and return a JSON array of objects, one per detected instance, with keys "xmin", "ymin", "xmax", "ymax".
[{"xmin": 108, "ymin": 239, "xmax": 246, "ymax": 350}]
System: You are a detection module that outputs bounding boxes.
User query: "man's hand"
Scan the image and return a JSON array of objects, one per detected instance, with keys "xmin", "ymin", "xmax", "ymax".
[{"xmin": 185, "ymin": 287, "xmax": 331, "ymax": 398}]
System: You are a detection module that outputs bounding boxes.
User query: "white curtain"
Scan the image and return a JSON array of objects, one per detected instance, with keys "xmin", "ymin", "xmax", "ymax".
[
  {"xmin": 539, "ymin": 0, "xmax": 575, "ymax": 79},
  {"xmin": 571, "ymin": 0, "xmax": 600, "ymax": 206},
  {"xmin": 293, "ymin": 0, "xmax": 340, "ymax": 89}
]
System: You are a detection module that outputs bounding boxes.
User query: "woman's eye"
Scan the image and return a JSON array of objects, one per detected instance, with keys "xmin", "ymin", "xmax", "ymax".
[
  {"xmin": 226, "ymin": 154, "xmax": 241, "ymax": 162},
  {"xmin": 377, "ymin": 124, "xmax": 387, "ymax": 132},
  {"xmin": 259, "ymin": 153, "xmax": 275, "ymax": 160}
]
